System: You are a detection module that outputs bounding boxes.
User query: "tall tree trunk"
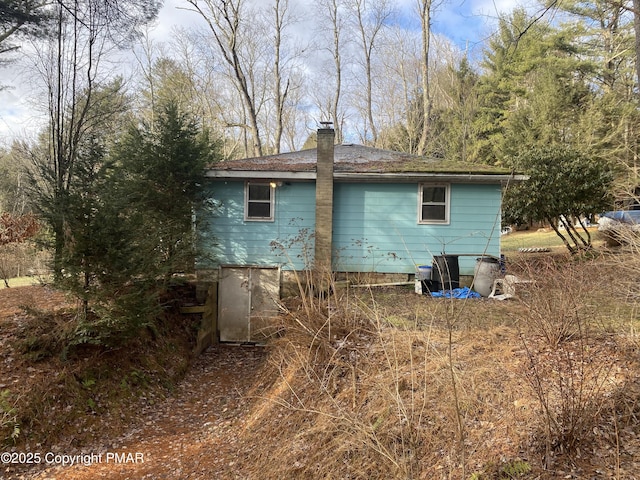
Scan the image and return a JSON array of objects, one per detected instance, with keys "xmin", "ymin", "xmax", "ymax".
[
  {"xmin": 273, "ymin": 0, "xmax": 290, "ymax": 154},
  {"xmin": 364, "ymin": 50, "xmax": 377, "ymax": 144},
  {"xmin": 633, "ymin": 0, "xmax": 640, "ymax": 94},
  {"xmin": 187, "ymin": 0, "xmax": 263, "ymax": 156},
  {"xmin": 316, "ymin": 0, "xmax": 345, "ymax": 143},
  {"xmin": 353, "ymin": 0, "xmax": 388, "ymax": 145},
  {"xmin": 417, "ymin": 0, "xmax": 432, "ymax": 155},
  {"xmin": 331, "ymin": 0, "xmax": 343, "ymax": 144}
]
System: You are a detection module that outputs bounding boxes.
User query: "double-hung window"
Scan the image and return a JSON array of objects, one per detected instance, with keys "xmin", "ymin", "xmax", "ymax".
[
  {"xmin": 419, "ymin": 183, "xmax": 449, "ymax": 224},
  {"xmin": 245, "ymin": 181, "xmax": 275, "ymax": 221}
]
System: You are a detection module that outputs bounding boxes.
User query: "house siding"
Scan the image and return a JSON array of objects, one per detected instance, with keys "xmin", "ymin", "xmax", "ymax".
[
  {"xmin": 199, "ymin": 180, "xmax": 501, "ymax": 276},
  {"xmin": 332, "ymin": 183, "xmax": 501, "ymax": 276},
  {"xmin": 198, "ymin": 180, "xmax": 316, "ymax": 270}
]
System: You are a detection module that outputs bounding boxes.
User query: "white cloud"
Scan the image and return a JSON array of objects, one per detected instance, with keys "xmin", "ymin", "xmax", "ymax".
[
  {"xmin": 147, "ymin": 0, "xmax": 201, "ymax": 42},
  {"xmin": 0, "ymin": 0, "xmax": 529, "ymax": 148},
  {"xmin": 0, "ymin": 65, "xmax": 45, "ymax": 148}
]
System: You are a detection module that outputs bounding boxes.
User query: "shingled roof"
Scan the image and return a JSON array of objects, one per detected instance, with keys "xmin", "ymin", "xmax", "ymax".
[{"xmin": 205, "ymin": 144, "xmax": 523, "ymax": 182}]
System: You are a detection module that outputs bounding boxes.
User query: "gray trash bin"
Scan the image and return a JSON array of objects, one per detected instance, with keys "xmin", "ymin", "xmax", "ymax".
[{"xmin": 474, "ymin": 256, "xmax": 500, "ymax": 297}]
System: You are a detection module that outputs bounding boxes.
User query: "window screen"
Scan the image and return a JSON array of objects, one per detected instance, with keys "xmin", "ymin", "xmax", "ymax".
[
  {"xmin": 246, "ymin": 183, "xmax": 274, "ymax": 221},
  {"xmin": 419, "ymin": 184, "xmax": 448, "ymax": 223}
]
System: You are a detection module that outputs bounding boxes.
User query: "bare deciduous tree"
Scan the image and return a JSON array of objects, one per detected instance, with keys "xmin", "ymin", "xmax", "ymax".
[
  {"xmin": 377, "ymin": 25, "xmax": 421, "ymax": 152},
  {"xmin": 315, "ymin": 0, "xmax": 348, "ymax": 144},
  {"xmin": 272, "ymin": 0, "xmax": 290, "ymax": 153},
  {"xmin": 633, "ymin": 0, "xmax": 640, "ymax": 92},
  {"xmin": 185, "ymin": 0, "xmax": 264, "ymax": 156},
  {"xmin": 28, "ymin": 0, "xmax": 158, "ymax": 277},
  {"xmin": 417, "ymin": 0, "xmax": 434, "ymax": 155},
  {"xmin": 350, "ymin": 0, "xmax": 393, "ymax": 145}
]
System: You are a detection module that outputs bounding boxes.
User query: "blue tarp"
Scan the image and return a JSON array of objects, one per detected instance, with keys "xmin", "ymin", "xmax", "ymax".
[
  {"xmin": 602, "ymin": 210, "xmax": 640, "ymax": 224},
  {"xmin": 431, "ymin": 287, "xmax": 481, "ymax": 299}
]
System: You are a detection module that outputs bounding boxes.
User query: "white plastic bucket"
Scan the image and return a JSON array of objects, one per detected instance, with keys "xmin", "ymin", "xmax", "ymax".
[{"xmin": 417, "ymin": 265, "xmax": 432, "ymax": 280}]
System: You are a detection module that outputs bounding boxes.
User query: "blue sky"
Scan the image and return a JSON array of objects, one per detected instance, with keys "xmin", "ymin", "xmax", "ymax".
[
  {"xmin": 394, "ymin": 0, "xmax": 525, "ymax": 51},
  {"xmin": 432, "ymin": 1, "xmax": 495, "ymax": 50},
  {"xmin": 0, "ymin": 0, "xmax": 523, "ymax": 147}
]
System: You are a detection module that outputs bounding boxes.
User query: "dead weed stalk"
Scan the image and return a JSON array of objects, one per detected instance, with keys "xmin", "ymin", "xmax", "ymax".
[
  {"xmin": 249, "ymin": 268, "xmax": 479, "ymax": 479},
  {"xmin": 0, "ymin": 388, "xmax": 21, "ymax": 444},
  {"xmin": 517, "ymin": 258, "xmax": 616, "ymax": 465}
]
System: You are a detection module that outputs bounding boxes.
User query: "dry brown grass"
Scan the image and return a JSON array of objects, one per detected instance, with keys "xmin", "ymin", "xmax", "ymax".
[
  {"xmin": 234, "ymin": 253, "xmax": 640, "ymax": 479},
  {"xmin": 3, "ymin": 251, "xmax": 639, "ymax": 479}
]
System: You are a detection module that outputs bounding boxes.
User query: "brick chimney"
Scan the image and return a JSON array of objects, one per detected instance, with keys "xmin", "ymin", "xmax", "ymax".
[{"xmin": 315, "ymin": 125, "xmax": 335, "ymax": 275}]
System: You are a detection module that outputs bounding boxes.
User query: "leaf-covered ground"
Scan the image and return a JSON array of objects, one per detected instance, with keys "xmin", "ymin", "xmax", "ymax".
[{"xmin": 2, "ymin": 251, "xmax": 640, "ymax": 479}]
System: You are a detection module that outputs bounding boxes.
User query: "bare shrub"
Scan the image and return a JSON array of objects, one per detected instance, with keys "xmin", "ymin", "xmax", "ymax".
[
  {"xmin": 516, "ymin": 256, "xmax": 596, "ymax": 347},
  {"xmin": 522, "ymin": 335, "xmax": 615, "ymax": 461},
  {"xmin": 516, "ymin": 257, "xmax": 617, "ymax": 463},
  {"xmin": 247, "ymin": 285, "xmax": 458, "ymax": 479},
  {"xmin": 241, "ymin": 249, "xmax": 640, "ymax": 477},
  {"xmin": 242, "ymin": 276, "xmax": 540, "ymax": 479},
  {"xmin": 13, "ymin": 307, "xmax": 77, "ymax": 361},
  {"xmin": 603, "ymin": 224, "xmax": 640, "ymax": 303}
]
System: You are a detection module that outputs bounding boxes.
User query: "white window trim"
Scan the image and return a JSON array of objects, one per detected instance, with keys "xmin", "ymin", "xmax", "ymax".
[
  {"xmin": 418, "ymin": 183, "xmax": 450, "ymax": 225},
  {"xmin": 244, "ymin": 181, "xmax": 275, "ymax": 222}
]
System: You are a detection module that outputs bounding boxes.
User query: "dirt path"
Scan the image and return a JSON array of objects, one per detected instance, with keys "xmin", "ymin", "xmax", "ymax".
[{"xmin": 11, "ymin": 345, "xmax": 267, "ymax": 480}]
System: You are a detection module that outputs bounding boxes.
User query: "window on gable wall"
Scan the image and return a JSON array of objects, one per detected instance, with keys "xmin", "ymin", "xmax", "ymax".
[
  {"xmin": 245, "ymin": 181, "xmax": 275, "ymax": 221},
  {"xmin": 418, "ymin": 183, "xmax": 449, "ymax": 224}
]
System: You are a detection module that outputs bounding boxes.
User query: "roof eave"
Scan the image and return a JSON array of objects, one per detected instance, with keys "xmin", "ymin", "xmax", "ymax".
[
  {"xmin": 204, "ymin": 170, "xmax": 316, "ymax": 180},
  {"xmin": 334, "ymin": 172, "xmax": 528, "ymax": 184},
  {"xmin": 204, "ymin": 170, "xmax": 527, "ymax": 184}
]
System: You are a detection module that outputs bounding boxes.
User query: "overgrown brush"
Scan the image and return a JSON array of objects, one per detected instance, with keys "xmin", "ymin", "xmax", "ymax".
[
  {"xmin": 241, "ymin": 250, "xmax": 640, "ymax": 478},
  {"xmin": 516, "ymin": 256, "xmax": 595, "ymax": 346},
  {"xmin": 246, "ymin": 273, "xmax": 527, "ymax": 479},
  {"xmin": 604, "ymin": 224, "xmax": 640, "ymax": 304},
  {"xmin": 13, "ymin": 306, "xmax": 77, "ymax": 361},
  {"xmin": 1, "ymin": 294, "xmax": 198, "ymax": 449},
  {"xmin": 261, "ymin": 290, "xmax": 451, "ymax": 479},
  {"xmin": 516, "ymin": 257, "xmax": 621, "ymax": 466}
]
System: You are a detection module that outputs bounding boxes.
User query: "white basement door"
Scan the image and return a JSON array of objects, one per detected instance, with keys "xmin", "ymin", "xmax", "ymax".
[{"xmin": 217, "ymin": 266, "xmax": 280, "ymax": 343}]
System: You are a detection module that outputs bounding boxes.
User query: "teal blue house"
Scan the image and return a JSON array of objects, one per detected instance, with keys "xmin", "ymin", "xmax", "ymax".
[{"xmin": 198, "ymin": 128, "xmax": 521, "ymax": 281}]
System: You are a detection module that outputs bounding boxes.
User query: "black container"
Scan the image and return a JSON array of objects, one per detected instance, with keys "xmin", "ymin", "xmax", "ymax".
[
  {"xmin": 432, "ymin": 255, "xmax": 460, "ymax": 291},
  {"xmin": 421, "ymin": 279, "xmax": 438, "ymax": 295}
]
